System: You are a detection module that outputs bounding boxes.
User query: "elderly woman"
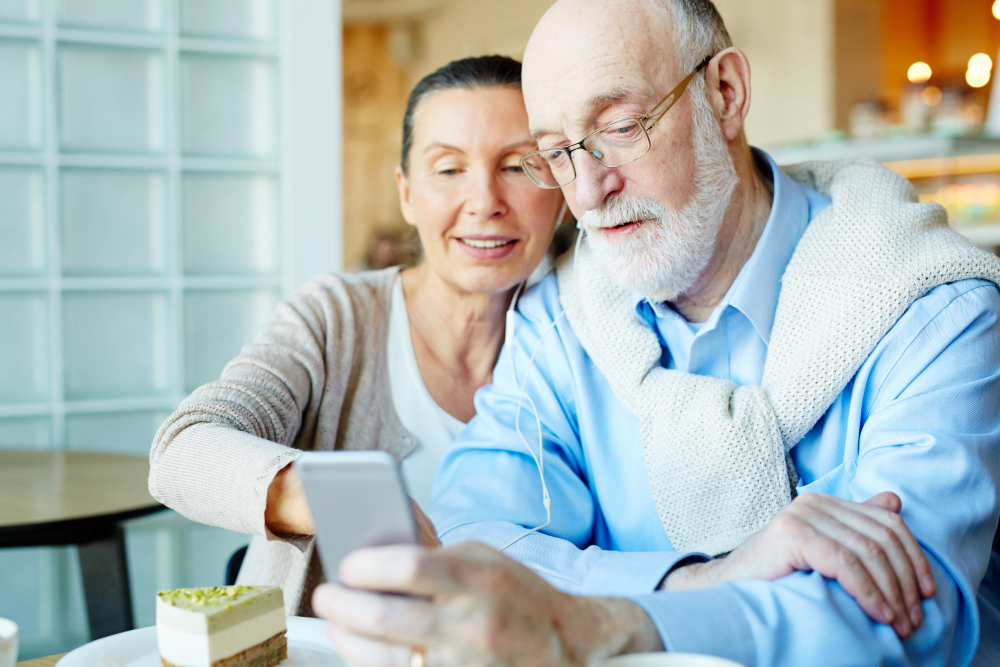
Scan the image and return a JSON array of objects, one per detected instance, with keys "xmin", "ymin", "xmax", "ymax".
[{"xmin": 148, "ymin": 55, "xmax": 565, "ymax": 616}]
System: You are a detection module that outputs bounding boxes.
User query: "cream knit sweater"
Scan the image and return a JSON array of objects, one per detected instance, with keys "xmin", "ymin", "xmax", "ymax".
[
  {"xmin": 558, "ymin": 158, "xmax": 1000, "ymax": 556},
  {"xmin": 148, "ymin": 267, "xmax": 413, "ymax": 616}
]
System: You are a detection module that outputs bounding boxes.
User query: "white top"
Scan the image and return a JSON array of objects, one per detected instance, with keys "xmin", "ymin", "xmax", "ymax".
[{"xmin": 387, "ymin": 276, "xmax": 466, "ymax": 509}]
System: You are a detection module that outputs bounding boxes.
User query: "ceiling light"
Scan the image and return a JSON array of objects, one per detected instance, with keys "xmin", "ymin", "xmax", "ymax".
[
  {"xmin": 907, "ymin": 62, "xmax": 932, "ymax": 83},
  {"xmin": 994, "ymin": 0, "xmax": 1000, "ymax": 19},
  {"xmin": 969, "ymin": 53, "xmax": 994, "ymax": 76},
  {"xmin": 967, "ymin": 70, "xmax": 991, "ymax": 88}
]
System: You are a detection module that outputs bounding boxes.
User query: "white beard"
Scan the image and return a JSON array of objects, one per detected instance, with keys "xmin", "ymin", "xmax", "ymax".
[{"xmin": 579, "ymin": 84, "xmax": 739, "ymax": 302}]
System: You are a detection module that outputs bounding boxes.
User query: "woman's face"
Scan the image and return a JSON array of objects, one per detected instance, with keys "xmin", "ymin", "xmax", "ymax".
[{"xmin": 397, "ymin": 86, "xmax": 564, "ymax": 295}]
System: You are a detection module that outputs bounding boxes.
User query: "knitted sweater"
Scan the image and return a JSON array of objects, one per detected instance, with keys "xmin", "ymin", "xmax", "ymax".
[
  {"xmin": 148, "ymin": 267, "xmax": 413, "ymax": 616},
  {"xmin": 557, "ymin": 158, "xmax": 1000, "ymax": 556}
]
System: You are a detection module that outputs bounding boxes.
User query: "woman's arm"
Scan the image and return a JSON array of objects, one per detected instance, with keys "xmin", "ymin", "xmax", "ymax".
[
  {"xmin": 149, "ymin": 277, "xmax": 368, "ymax": 536},
  {"xmin": 265, "ymin": 464, "xmax": 315, "ymax": 536}
]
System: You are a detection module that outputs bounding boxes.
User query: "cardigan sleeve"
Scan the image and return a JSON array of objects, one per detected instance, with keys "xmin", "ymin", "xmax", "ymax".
[{"xmin": 148, "ymin": 275, "xmax": 377, "ymax": 537}]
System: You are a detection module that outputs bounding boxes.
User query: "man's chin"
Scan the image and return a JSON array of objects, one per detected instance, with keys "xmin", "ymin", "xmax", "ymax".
[{"xmin": 594, "ymin": 248, "xmax": 691, "ymax": 301}]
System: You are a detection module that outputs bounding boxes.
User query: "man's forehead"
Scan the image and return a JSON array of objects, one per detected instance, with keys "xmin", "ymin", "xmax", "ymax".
[
  {"xmin": 522, "ymin": 0, "xmax": 675, "ymax": 136},
  {"xmin": 523, "ymin": 50, "xmax": 669, "ymax": 139}
]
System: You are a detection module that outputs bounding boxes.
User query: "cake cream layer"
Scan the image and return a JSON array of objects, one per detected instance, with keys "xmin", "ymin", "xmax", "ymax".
[
  {"xmin": 157, "ymin": 606, "xmax": 286, "ymax": 667},
  {"xmin": 157, "ymin": 586, "xmax": 284, "ymax": 633}
]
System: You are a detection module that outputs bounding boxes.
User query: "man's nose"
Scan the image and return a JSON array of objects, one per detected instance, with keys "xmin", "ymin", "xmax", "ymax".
[{"xmin": 572, "ymin": 151, "xmax": 622, "ymax": 212}]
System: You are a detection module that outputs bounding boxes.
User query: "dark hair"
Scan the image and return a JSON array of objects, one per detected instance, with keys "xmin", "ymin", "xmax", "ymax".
[{"xmin": 400, "ymin": 55, "xmax": 523, "ymax": 174}]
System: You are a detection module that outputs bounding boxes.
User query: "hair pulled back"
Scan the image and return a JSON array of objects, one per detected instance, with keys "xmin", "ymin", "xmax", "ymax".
[{"xmin": 400, "ymin": 55, "xmax": 523, "ymax": 174}]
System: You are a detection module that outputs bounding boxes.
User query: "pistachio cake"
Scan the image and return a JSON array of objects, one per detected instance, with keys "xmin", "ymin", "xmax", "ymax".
[{"xmin": 156, "ymin": 586, "xmax": 287, "ymax": 667}]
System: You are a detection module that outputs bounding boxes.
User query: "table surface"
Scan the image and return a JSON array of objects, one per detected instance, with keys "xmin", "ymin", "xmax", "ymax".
[
  {"xmin": 16, "ymin": 654, "xmax": 65, "ymax": 667},
  {"xmin": 0, "ymin": 451, "xmax": 158, "ymax": 528}
]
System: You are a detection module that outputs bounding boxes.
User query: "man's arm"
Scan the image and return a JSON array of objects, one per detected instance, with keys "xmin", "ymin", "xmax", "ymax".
[
  {"xmin": 630, "ymin": 282, "xmax": 1000, "ymax": 666},
  {"xmin": 433, "ymin": 278, "xmax": 937, "ymax": 620}
]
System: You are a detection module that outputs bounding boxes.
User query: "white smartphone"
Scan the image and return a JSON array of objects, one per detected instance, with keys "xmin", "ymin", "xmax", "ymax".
[{"xmin": 292, "ymin": 451, "xmax": 418, "ymax": 582}]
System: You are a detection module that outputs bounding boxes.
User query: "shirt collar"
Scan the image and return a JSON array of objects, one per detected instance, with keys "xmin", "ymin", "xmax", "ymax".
[{"xmin": 632, "ymin": 149, "xmax": 814, "ymax": 346}]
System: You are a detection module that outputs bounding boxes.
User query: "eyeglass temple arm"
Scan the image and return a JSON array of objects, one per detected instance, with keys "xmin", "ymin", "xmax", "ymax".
[{"xmin": 644, "ymin": 54, "xmax": 715, "ymax": 130}]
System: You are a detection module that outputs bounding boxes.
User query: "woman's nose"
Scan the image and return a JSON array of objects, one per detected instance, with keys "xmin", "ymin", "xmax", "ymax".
[{"xmin": 467, "ymin": 172, "xmax": 507, "ymax": 220}]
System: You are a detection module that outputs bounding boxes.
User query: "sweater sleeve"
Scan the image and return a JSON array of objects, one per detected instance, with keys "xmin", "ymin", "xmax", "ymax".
[{"xmin": 148, "ymin": 276, "xmax": 369, "ymax": 536}]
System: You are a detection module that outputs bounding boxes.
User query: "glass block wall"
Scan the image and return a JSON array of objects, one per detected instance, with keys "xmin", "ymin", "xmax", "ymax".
[{"xmin": 0, "ymin": 0, "xmax": 285, "ymax": 656}]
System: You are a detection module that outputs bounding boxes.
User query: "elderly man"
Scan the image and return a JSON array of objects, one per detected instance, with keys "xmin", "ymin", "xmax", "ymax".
[{"xmin": 314, "ymin": 0, "xmax": 1000, "ymax": 665}]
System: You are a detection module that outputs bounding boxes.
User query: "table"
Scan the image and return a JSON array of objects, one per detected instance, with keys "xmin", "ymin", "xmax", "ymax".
[
  {"xmin": 16, "ymin": 653, "xmax": 65, "ymax": 667},
  {"xmin": 0, "ymin": 451, "xmax": 165, "ymax": 640}
]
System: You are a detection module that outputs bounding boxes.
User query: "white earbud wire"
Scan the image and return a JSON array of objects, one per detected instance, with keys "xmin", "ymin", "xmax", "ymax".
[{"xmin": 499, "ymin": 216, "xmax": 584, "ymax": 552}]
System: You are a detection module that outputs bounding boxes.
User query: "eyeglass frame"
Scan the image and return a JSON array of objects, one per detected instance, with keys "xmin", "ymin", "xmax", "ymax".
[{"xmin": 520, "ymin": 54, "xmax": 716, "ymax": 189}]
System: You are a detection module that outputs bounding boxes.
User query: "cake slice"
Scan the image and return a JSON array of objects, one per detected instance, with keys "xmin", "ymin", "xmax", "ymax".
[{"xmin": 156, "ymin": 585, "xmax": 287, "ymax": 667}]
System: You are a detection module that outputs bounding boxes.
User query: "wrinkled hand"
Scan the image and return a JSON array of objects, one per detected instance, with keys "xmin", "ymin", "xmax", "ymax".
[
  {"xmin": 313, "ymin": 542, "xmax": 662, "ymax": 667},
  {"xmin": 408, "ymin": 497, "xmax": 441, "ymax": 548},
  {"xmin": 663, "ymin": 492, "xmax": 936, "ymax": 638}
]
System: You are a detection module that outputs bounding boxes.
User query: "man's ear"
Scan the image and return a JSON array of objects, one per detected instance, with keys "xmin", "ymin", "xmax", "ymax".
[
  {"xmin": 395, "ymin": 165, "xmax": 418, "ymax": 227},
  {"xmin": 705, "ymin": 47, "xmax": 752, "ymax": 142}
]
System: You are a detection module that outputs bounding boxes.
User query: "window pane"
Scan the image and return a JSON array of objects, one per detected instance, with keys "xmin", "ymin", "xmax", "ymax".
[
  {"xmin": 179, "ymin": 0, "xmax": 275, "ymax": 42},
  {"xmin": 61, "ymin": 169, "xmax": 167, "ymax": 276},
  {"xmin": 63, "ymin": 292, "xmax": 170, "ymax": 399},
  {"xmin": 125, "ymin": 518, "xmax": 175, "ymax": 628},
  {"xmin": 0, "ymin": 293, "xmax": 49, "ymax": 403},
  {"xmin": 0, "ymin": 548, "xmax": 48, "ymax": 646},
  {"xmin": 0, "ymin": 417, "xmax": 51, "ymax": 448},
  {"xmin": 57, "ymin": 0, "xmax": 164, "ymax": 33},
  {"xmin": 182, "ymin": 173, "xmax": 278, "ymax": 275},
  {"xmin": 184, "ymin": 290, "xmax": 277, "ymax": 392},
  {"xmin": 180, "ymin": 55, "xmax": 277, "ymax": 157},
  {"xmin": 59, "ymin": 45, "xmax": 165, "ymax": 153},
  {"xmin": 183, "ymin": 522, "xmax": 250, "ymax": 587},
  {"xmin": 66, "ymin": 410, "xmax": 168, "ymax": 455},
  {"xmin": 0, "ymin": 167, "xmax": 45, "ymax": 276},
  {"xmin": 0, "ymin": 0, "xmax": 40, "ymax": 23},
  {"xmin": 0, "ymin": 39, "xmax": 42, "ymax": 149}
]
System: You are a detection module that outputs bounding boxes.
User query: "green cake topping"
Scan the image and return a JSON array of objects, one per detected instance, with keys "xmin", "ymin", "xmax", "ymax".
[{"xmin": 157, "ymin": 585, "xmax": 263, "ymax": 611}]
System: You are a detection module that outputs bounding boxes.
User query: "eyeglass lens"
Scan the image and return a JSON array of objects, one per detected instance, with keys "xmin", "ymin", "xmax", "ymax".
[{"xmin": 523, "ymin": 118, "xmax": 651, "ymax": 188}]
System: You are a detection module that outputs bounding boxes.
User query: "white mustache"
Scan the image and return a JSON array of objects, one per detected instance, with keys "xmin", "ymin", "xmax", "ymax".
[{"xmin": 580, "ymin": 196, "xmax": 668, "ymax": 231}]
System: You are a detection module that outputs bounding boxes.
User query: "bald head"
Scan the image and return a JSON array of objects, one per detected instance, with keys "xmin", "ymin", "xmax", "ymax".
[{"xmin": 522, "ymin": 0, "xmax": 731, "ymax": 143}]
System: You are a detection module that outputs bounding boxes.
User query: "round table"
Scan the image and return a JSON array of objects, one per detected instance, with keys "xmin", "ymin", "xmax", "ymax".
[{"xmin": 0, "ymin": 450, "xmax": 165, "ymax": 640}]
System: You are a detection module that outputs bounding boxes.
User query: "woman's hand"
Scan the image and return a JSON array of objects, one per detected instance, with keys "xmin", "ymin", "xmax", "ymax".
[
  {"xmin": 264, "ymin": 464, "xmax": 315, "ymax": 536},
  {"xmin": 662, "ymin": 492, "xmax": 937, "ymax": 638},
  {"xmin": 313, "ymin": 542, "xmax": 662, "ymax": 667},
  {"xmin": 409, "ymin": 498, "xmax": 442, "ymax": 548}
]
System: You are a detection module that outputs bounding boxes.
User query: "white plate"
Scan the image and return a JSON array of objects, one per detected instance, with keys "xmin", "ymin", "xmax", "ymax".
[
  {"xmin": 57, "ymin": 616, "xmax": 346, "ymax": 667},
  {"xmin": 603, "ymin": 653, "xmax": 745, "ymax": 667}
]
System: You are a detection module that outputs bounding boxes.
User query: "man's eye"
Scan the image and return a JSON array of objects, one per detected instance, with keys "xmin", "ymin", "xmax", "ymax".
[
  {"xmin": 543, "ymin": 150, "xmax": 567, "ymax": 165},
  {"xmin": 505, "ymin": 165, "xmax": 525, "ymax": 174},
  {"xmin": 437, "ymin": 168, "xmax": 460, "ymax": 176},
  {"xmin": 604, "ymin": 123, "xmax": 640, "ymax": 138}
]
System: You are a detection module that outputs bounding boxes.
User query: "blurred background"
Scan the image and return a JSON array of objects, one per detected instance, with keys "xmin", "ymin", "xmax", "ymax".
[{"xmin": 0, "ymin": 0, "xmax": 998, "ymax": 658}]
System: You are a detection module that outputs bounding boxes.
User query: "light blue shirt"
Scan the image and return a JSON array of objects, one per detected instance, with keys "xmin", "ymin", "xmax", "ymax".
[{"xmin": 430, "ymin": 151, "xmax": 1000, "ymax": 666}]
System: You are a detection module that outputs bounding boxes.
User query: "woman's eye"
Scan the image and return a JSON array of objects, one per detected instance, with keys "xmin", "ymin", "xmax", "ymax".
[
  {"xmin": 437, "ymin": 168, "xmax": 461, "ymax": 176},
  {"xmin": 504, "ymin": 165, "xmax": 525, "ymax": 174}
]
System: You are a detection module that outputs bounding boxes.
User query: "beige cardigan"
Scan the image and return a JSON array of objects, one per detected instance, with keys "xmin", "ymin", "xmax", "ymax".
[{"xmin": 148, "ymin": 267, "xmax": 415, "ymax": 616}]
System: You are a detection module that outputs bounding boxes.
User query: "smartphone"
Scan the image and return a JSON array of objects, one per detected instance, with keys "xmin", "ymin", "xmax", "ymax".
[{"xmin": 293, "ymin": 451, "xmax": 418, "ymax": 582}]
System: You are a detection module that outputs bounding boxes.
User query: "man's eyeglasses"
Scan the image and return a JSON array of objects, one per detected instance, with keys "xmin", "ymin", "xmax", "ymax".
[{"xmin": 520, "ymin": 55, "xmax": 714, "ymax": 190}]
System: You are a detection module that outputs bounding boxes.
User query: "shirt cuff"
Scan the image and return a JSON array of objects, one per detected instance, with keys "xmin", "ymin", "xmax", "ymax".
[
  {"xmin": 631, "ymin": 586, "xmax": 756, "ymax": 667},
  {"xmin": 578, "ymin": 550, "xmax": 709, "ymax": 597}
]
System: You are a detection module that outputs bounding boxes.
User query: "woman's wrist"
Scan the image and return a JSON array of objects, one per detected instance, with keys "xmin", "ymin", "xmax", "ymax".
[{"xmin": 264, "ymin": 464, "xmax": 315, "ymax": 536}]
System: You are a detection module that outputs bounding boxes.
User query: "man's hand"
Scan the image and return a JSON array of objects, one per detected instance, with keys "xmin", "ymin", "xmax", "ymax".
[
  {"xmin": 313, "ymin": 542, "xmax": 663, "ymax": 666},
  {"xmin": 662, "ymin": 492, "xmax": 937, "ymax": 638}
]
